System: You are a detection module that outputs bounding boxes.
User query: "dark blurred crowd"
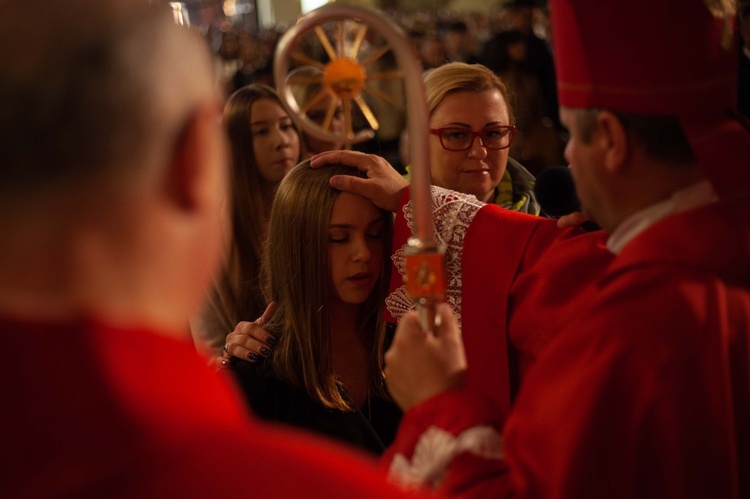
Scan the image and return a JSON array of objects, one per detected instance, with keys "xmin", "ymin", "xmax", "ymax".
[{"xmin": 204, "ymin": 0, "xmax": 566, "ymax": 175}]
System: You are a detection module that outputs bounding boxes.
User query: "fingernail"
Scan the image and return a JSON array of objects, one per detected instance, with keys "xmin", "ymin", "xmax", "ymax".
[
  {"xmin": 330, "ymin": 177, "xmax": 341, "ymax": 189},
  {"xmin": 261, "ymin": 347, "xmax": 270, "ymax": 356},
  {"xmin": 266, "ymin": 337, "xmax": 277, "ymax": 347},
  {"xmin": 248, "ymin": 353, "xmax": 259, "ymax": 361}
]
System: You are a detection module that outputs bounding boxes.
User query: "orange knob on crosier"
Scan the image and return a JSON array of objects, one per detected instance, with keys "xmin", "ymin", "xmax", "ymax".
[{"xmin": 323, "ymin": 58, "xmax": 366, "ymax": 100}]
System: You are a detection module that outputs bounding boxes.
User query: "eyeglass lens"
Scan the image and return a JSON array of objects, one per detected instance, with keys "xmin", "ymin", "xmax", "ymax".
[{"xmin": 440, "ymin": 128, "xmax": 512, "ymax": 150}]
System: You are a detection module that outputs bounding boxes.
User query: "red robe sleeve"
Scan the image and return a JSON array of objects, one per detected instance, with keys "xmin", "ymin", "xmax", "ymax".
[{"xmin": 386, "ymin": 187, "xmax": 612, "ymax": 420}]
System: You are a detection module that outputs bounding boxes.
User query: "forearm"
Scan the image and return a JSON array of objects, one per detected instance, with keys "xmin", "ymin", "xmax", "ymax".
[{"xmin": 381, "ymin": 389, "xmax": 512, "ymax": 498}]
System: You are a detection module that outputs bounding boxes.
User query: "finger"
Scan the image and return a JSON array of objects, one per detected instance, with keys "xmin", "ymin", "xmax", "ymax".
[
  {"xmin": 227, "ymin": 340, "xmax": 264, "ymax": 362},
  {"xmin": 233, "ymin": 320, "xmax": 276, "ymax": 347},
  {"xmin": 556, "ymin": 211, "xmax": 586, "ymax": 229},
  {"xmin": 231, "ymin": 330, "xmax": 275, "ymax": 361},
  {"xmin": 432, "ymin": 303, "xmax": 460, "ymax": 341},
  {"xmin": 385, "ymin": 311, "xmax": 426, "ymax": 363},
  {"xmin": 310, "ymin": 150, "xmax": 368, "ymax": 169},
  {"xmin": 214, "ymin": 354, "xmax": 232, "ymax": 370},
  {"xmin": 259, "ymin": 301, "xmax": 278, "ymax": 325},
  {"xmin": 329, "ymin": 174, "xmax": 370, "ymax": 196}
]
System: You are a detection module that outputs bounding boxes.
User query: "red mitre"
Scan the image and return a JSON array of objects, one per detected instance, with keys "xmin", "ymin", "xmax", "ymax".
[{"xmin": 549, "ymin": 0, "xmax": 750, "ymax": 200}]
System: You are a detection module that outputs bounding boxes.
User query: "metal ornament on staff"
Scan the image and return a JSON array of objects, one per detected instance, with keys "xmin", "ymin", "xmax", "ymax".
[{"xmin": 273, "ymin": 4, "xmax": 445, "ymax": 331}]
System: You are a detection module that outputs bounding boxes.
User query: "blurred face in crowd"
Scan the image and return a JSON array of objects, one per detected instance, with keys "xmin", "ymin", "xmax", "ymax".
[
  {"xmin": 250, "ymin": 98, "xmax": 300, "ymax": 185},
  {"xmin": 428, "ymin": 89, "xmax": 512, "ymax": 203},
  {"xmin": 305, "ymin": 94, "xmax": 345, "ymax": 154}
]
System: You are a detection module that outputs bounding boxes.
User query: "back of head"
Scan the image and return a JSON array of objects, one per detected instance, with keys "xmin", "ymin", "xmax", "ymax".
[
  {"xmin": 0, "ymin": 0, "xmax": 216, "ymax": 205},
  {"xmin": 549, "ymin": 0, "xmax": 750, "ymax": 199},
  {"xmin": 0, "ymin": 0, "xmax": 224, "ymax": 331},
  {"xmin": 424, "ymin": 62, "xmax": 514, "ymax": 124}
]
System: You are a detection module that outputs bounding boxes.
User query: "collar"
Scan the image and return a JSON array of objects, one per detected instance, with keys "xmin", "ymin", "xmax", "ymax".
[{"xmin": 606, "ymin": 180, "xmax": 718, "ymax": 254}]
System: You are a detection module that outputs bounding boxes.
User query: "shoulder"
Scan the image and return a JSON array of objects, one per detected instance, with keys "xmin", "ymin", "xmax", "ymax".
[{"xmin": 130, "ymin": 422, "xmax": 403, "ymax": 498}]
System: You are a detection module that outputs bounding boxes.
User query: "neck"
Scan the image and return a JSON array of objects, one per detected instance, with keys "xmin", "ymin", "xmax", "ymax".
[
  {"xmin": 0, "ymin": 198, "xmax": 199, "ymax": 338},
  {"xmin": 328, "ymin": 300, "xmax": 361, "ymax": 349},
  {"xmin": 328, "ymin": 299, "xmax": 370, "ymax": 407},
  {"xmin": 480, "ymin": 189, "xmax": 496, "ymax": 204},
  {"xmin": 604, "ymin": 162, "xmax": 706, "ymax": 234}
]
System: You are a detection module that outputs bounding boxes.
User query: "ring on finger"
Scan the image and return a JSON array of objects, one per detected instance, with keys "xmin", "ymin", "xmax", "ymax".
[
  {"xmin": 256, "ymin": 316, "xmax": 265, "ymax": 327},
  {"xmin": 223, "ymin": 343, "xmax": 229, "ymax": 352}
]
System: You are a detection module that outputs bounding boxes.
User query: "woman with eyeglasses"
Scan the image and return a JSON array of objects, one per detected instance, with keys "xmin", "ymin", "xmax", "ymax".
[
  {"xmin": 419, "ymin": 62, "xmax": 540, "ymax": 214},
  {"xmin": 392, "ymin": 62, "xmax": 539, "ymax": 214}
]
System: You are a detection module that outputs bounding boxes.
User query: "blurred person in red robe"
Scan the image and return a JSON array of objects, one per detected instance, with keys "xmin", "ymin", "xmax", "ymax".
[{"xmin": 0, "ymin": 1, "xmax": 427, "ymax": 497}]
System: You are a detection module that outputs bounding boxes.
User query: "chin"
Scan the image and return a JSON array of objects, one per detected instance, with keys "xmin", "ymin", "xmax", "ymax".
[{"xmin": 466, "ymin": 188, "xmax": 493, "ymax": 203}]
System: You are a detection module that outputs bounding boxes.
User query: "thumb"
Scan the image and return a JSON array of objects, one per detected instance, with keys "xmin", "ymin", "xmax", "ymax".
[{"xmin": 259, "ymin": 301, "xmax": 278, "ymax": 324}]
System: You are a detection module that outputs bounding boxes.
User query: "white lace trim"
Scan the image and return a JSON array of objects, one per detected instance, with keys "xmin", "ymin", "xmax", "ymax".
[
  {"xmin": 385, "ymin": 186, "xmax": 485, "ymax": 328},
  {"xmin": 388, "ymin": 425, "xmax": 503, "ymax": 489}
]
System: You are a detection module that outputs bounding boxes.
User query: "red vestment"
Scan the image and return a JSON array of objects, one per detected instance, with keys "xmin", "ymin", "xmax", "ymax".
[
  {"xmin": 386, "ymin": 187, "xmax": 613, "ymax": 419},
  {"xmin": 0, "ymin": 317, "xmax": 417, "ymax": 497},
  {"xmin": 385, "ymin": 199, "xmax": 750, "ymax": 498}
]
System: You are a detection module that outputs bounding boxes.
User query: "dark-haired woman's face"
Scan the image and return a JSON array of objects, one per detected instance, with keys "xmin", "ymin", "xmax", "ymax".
[
  {"xmin": 250, "ymin": 98, "xmax": 300, "ymax": 185},
  {"xmin": 304, "ymin": 94, "xmax": 345, "ymax": 155}
]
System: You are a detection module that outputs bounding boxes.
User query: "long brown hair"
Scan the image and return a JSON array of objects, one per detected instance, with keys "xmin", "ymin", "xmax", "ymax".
[
  {"xmin": 261, "ymin": 161, "xmax": 393, "ymax": 410},
  {"xmin": 206, "ymin": 84, "xmax": 303, "ymax": 335}
]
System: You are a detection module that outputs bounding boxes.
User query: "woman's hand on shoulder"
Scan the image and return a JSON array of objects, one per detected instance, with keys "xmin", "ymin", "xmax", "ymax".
[{"xmin": 218, "ymin": 302, "xmax": 278, "ymax": 367}]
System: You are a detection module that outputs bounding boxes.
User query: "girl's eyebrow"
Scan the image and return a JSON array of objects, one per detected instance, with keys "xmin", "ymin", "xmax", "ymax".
[
  {"xmin": 328, "ymin": 216, "xmax": 384, "ymax": 229},
  {"xmin": 251, "ymin": 117, "xmax": 293, "ymax": 127}
]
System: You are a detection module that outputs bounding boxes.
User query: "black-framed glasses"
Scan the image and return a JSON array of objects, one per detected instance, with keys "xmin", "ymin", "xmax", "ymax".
[{"xmin": 429, "ymin": 125, "xmax": 516, "ymax": 151}]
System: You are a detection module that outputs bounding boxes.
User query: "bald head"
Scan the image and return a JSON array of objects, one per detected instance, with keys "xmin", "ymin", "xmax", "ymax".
[{"xmin": 0, "ymin": 0, "xmax": 217, "ymax": 200}]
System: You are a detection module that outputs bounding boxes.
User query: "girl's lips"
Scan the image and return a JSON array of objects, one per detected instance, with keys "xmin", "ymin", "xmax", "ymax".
[{"xmin": 348, "ymin": 272, "xmax": 370, "ymax": 280}]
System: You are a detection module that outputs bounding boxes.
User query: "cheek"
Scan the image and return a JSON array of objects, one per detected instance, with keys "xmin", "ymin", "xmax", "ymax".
[
  {"xmin": 563, "ymin": 138, "xmax": 576, "ymax": 165},
  {"xmin": 289, "ymin": 132, "xmax": 301, "ymax": 158},
  {"xmin": 328, "ymin": 246, "xmax": 344, "ymax": 273},
  {"xmin": 371, "ymin": 240, "xmax": 385, "ymax": 271},
  {"xmin": 488, "ymin": 150, "xmax": 508, "ymax": 175},
  {"xmin": 330, "ymin": 114, "xmax": 345, "ymax": 132},
  {"xmin": 429, "ymin": 145, "xmax": 453, "ymax": 182},
  {"xmin": 253, "ymin": 135, "xmax": 268, "ymax": 156}
]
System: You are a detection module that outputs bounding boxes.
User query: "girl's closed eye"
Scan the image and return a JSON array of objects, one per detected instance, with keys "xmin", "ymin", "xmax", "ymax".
[
  {"xmin": 328, "ymin": 230, "xmax": 349, "ymax": 243},
  {"xmin": 367, "ymin": 220, "xmax": 386, "ymax": 239}
]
